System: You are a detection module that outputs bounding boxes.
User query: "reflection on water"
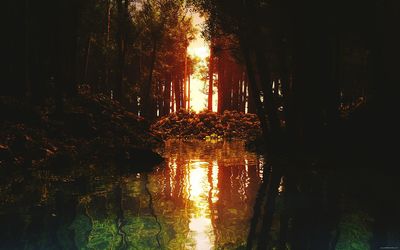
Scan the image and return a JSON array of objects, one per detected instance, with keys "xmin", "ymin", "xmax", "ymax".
[
  {"xmin": 148, "ymin": 140, "xmax": 264, "ymax": 249},
  {"xmin": 0, "ymin": 140, "xmax": 264, "ymax": 249}
]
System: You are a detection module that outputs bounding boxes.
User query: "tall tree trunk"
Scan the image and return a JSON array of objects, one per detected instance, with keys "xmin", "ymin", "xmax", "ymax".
[
  {"xmin": 188, "ymin": 74, "xmax": 191, "ymax": 110},
  {"xmin": 83, "ymin": 34, "xmax": 92, "ymax": 85},
  {"xmin": 143, "ymin": 39, "xmax": 158, "ymax": 118},
  {"xmin": 232, "ymin": 65, "xmax": 240, "ymax": 111},
  {"xmin": 223, "ymin": 59, "xmax": 232, "ymax": 111},
  {"xmin": 183, "ymin": 50, "xmax": 188, "ymax": 110},
  {"xmin": 24, "ymin": 0, "xmax": 30, "ymax": 97},
  {"xmin": 66, "ymin": 0, "xmax": 78, "ymax": 97},
  {"xmin": 163, "ymin": 76, "xmax": 171, "ymax": 115},
  {"xmin": 107, "ymin": 0, "xmax": 112, "ymax": 43},
  {"xmin": 4, "ymin": 1, "xmax": 27, "ymax": 97},
  {"xmin": 55, "ymin": 0, "xmax": 79, "ymax": 113},
  {"xmin": 208, "ymin": 44, "xmax": 214, "ymax": 111},
  {"xmin": 115, "ymin": 0, "xmax": 129, "ymax": 101},
  {"xmin": 239, "ymin": 33, "xmax": 270, "ymax": 141},
  {"xmin": 242, "ymin": 73, "xmax": 248, "ymax": 113},
  {"xmin": 238, "ymin": 71, "xmax": 244, "ymax": 112},
  {"xmin": 157, "ymin": 80, "xmax": 163, "ymax": 117},
  {"xmin": 217, "ymin": 54, "xmax": 225, "ymax": 113},
  {"xmin": 254, "ymin": 45, "xmax": 281, "ymax": 140},
  {"xmin": 105, "ymin": 0, "xmax": 112, "ymax": 89},
  {"xmin": 174, "ymin": 78, "xmax": 182, "ymax": 110},
  {"xmin": 171, "ymin": 79, "xmax": 175, "ymax": 112}
]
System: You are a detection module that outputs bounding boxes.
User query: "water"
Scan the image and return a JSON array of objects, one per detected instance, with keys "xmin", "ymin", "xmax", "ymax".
[{"xmin": 0, "ymin": 140, "xmax": 264, "ymax": 249}]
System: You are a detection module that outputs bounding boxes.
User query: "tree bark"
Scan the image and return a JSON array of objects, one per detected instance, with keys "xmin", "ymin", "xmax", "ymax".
[
  {"xmin": 163, "ymin": 76, "xmax": 172, "ymax": 115},
  {"xmin": 254, "ymin": 42, "xmax": 281, "ymax": 140},
  {"xmin": 174, "ymin": 78, "xmax": 182, "ymax": 111},
  {"xmin": 104, "ymin": 0, "xmax": 112, "ymax": 89},
  {"xmin": 208, "ymin": 43, "xmax": 214, "ymax": 111},
  {"xmin": 188, "ymin": 74, "xmax": 191, "ymax": 110},
  {"xmin": 83, "ymin": 34, "xmax": 92, "ymax": 85},
  {"xmin": 183, "ymin": 49, "xmax": 188, "ymax": 110},
  {"xmin": 143, "ymin": 39, "xmax": 158, "ymax": 118},
  {"xmin": 217, "ymin": 54, "xmax": 225, "ymax": 113},
  {"xmin": 232, "ymin": 65, "xmax": 240, "ymax": 111},
  {"xmin": 171, "ymin": 79, "xmax": 175, "ymax": 112},
  {"xmin": 239, "ymin": 33, "xmax": 270, "ymax": 141},
  {"xmin": 115, "ymin": 0, "xmax": 129, "ymax": 101}
]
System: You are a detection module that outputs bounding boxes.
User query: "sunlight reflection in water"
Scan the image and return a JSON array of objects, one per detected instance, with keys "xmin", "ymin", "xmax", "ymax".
[
  {"xmin": 0, "ymin": 140, "xmax": 264, "ymax": 250},
  {"xmin": 144, "ymin": 140, "xmax": 264, "ymax": 249}
]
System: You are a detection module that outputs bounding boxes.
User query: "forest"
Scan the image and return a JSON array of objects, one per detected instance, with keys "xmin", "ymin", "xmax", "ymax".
[{"xmin": 2, "ymin": 0, "xmax": 400, "ymax": 249}]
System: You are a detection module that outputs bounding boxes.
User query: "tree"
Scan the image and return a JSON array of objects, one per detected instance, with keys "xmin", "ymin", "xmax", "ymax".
[{"xmin": 190, "ymin": 0, "xmax": 400, "ymax": 248}]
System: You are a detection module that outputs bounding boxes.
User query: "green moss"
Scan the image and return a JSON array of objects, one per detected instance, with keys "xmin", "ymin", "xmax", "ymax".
[{"xmin": 335, "ymin": 212, "xmax": 373, "ymax": 250}]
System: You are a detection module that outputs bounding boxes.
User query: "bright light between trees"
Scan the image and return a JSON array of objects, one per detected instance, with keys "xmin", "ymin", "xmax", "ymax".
[{"xmin": 187, "ymin": 13, "xmax": 214, "ymax": 113}]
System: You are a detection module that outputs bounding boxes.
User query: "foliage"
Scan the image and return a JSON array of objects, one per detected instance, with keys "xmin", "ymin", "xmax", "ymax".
[
  {"xmin": 335, "ymin": 212, "xmax": 373, "ymax": 250},
  {"xmin": 4, "ymin": 0, "xmax": 199, "ymax": 120},
  {"xmin": 77, "ymin": 0, "xmax": 198, "ymax": 118},
  {"xmin": 151, "ymin": 109, "xmax": 261, "ymax": 140},
  {"xmin": 0, "ymin": 93, "xmax": 162, "ymax": 173}
]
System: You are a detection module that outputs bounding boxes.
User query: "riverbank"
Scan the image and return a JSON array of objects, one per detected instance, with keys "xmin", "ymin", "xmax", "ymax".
[
  {"xmin": 150, "ymin": 109, "xmax": 262, "ymax": 140},
  {"xmin": 0, "ymin": 94, "xmax": 163, "ymax": 175}
]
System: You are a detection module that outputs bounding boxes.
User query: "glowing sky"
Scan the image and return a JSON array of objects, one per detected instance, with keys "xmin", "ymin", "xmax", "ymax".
[{"xmin": 187, "ymin": 13, "xmax": 216, "ymax": 113}]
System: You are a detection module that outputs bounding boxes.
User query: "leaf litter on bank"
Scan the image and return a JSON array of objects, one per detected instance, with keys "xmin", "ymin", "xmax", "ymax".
[{"xmin": 151, "ymin": 109, "xmax": 262, "ymax": 140}]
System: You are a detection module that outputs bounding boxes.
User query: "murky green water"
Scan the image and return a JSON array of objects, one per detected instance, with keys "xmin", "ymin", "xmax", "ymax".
[{"xmin": 0, "ymin": 140, "xmax": 264, "ymax": 249}]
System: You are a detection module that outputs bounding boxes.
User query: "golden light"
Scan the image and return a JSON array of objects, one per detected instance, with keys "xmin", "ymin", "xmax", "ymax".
[
  {"xmin": 188, "ymin": 46, "xmax": 210, "ymax": 60},
  {"xmin": 147, "ymin": 141, "xmax": 264, "ymax": 249},
  {"xmin": 187, "ymin": 160, "xmax": 215, "ymax": 250},
  {"xmin": 187, "ymin": 13, "xmax": 214, "ymax": 113}
]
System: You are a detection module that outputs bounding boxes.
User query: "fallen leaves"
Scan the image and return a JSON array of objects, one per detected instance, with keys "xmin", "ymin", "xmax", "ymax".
[{"xmin": 151, "ymin": 109, "xmax": 262, "ymax": 140}]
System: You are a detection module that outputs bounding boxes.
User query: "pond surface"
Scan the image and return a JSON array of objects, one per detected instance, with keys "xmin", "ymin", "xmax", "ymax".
[{"xmin": 0, "ymin": 140, "xmax": 264, "ymax": 249}]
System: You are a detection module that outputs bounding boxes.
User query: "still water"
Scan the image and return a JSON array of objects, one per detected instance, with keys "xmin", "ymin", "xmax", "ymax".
[{"xmin": 0, "ymin": 140, "xmax": 264, "ymax": 249}]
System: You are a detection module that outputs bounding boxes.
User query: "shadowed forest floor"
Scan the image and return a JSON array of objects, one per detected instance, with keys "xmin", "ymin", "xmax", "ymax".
[{"xmin": 0, "ymin": 94, "xmax": 163, "ymax": 174}]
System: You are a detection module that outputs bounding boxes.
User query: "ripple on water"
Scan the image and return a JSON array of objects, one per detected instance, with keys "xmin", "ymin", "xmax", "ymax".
[{"xmin": 0, "ymin": 140, "xmax": 264, "ymax": 250}]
